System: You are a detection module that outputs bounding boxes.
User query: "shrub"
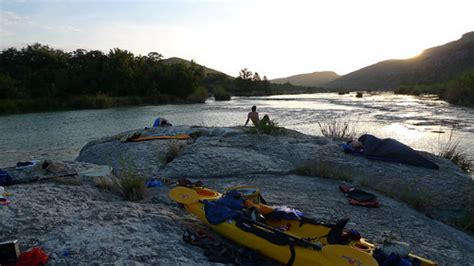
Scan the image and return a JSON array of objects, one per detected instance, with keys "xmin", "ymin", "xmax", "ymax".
[
  {"xmin": 113, "ymin": 158, "xmax": 146, "ymax": 201},
  {"xmin": 317, "ymin": 118, "xmax": 358, "ymax": 141},
  {"xmin": 187, "ymin": 86, "xmax": 208, "ymax": 103},
  {"xmin": 0, "ymin": 99, "xmax": 19, "ymax": 114},
  {"xmin": 94, "ymin": 93, "xmax": 113, "ymax": 108},
  {"xmin": 214, "ymin": 86, "xmax": 231, "ymax": 101},
  {"xmin": 118, "ymin": 175, "xmax": 146, "ymax": 201},
  {"xmin": 257, "ymin": 118, "xmax": 286, "ymax": 135},
  {"xmin": 243, "ymin": 116, "xmax": 286, "ymax": 136},
  {"xmin": 437, "ymin": 127, "xmax": 473, "ymax": 173},
  {"xmin": 442, "ymin": 70, "xmax": 474, "ymax": 106}
]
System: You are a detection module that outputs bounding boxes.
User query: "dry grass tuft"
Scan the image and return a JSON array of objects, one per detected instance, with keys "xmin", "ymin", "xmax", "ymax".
[
  {"xmin": 438, "ymin": 127, "xmax": 473, "ymax": 173},
  {"xmin": 93, "ymin": 176, "xmax": 116, "ymax": 191},
  {"xmin": 117, "ymin": 175, "xmax": 146, "ymax": 201},
  {"xmin": 163, "ymin": 141, "xmax": 185, "ymax": 163},
  {"xmin": 318, "ymin": 118, "xmax": 359, "ymax": 141}
]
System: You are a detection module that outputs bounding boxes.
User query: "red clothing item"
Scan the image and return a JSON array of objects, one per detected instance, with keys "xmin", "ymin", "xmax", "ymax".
[{"xmin": 15, "ymin": 247, "xmax": 48, "ymax": 266}]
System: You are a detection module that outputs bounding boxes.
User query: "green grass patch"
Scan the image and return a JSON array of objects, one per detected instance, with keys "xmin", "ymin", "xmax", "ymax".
[
  {"xmin": 294, "ymin": 158, "xmax": 353, "ymax": 182},
  {"xmin": 244, "ymin": 117, "xmax": 287, "ymax": 136}
]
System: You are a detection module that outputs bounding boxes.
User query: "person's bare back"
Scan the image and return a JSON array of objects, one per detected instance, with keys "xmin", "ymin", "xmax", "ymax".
[
  {"xmin": 247, "ymin": 111, "xmax": 259, "ymax": 126},
  {"xmin": 245, "ymin": 105, "xmax": 260, "ymax": 126}
]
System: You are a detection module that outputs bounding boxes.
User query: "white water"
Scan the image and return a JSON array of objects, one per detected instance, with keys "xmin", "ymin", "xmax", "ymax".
[{"xmin": 1, "ymin": 92, "xmax": 473, "ymax": 169}]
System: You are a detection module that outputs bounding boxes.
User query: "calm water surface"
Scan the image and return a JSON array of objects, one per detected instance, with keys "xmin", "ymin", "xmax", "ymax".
[{"xmin": 1, "ymin": 92, "xmax": 473, "ymax": 169}]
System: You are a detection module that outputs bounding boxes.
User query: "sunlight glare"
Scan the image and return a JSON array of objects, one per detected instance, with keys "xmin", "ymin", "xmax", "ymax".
[{"xmin": 383, "ymin": 123, "xmax": 423, "ymax": 142}]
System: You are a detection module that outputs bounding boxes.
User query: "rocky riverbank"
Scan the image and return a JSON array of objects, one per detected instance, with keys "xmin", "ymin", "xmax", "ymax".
[
  {"xmin": 77, "ymin": 126, "xmax": 474, "ymax": 230},
  {"xmin": 1, "ymin": 126, "xmax": 473, "ymax": 265}
]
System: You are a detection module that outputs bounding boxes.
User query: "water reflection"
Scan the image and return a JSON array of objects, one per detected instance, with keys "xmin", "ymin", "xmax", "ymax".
[{"xmin": 0, "ymin": 92, "xmax": 472, "ymax": 168}]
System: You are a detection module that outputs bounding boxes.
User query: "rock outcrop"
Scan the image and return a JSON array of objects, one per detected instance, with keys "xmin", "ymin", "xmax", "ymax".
[
  {"xmin": 2, "ymin": 126, "xmax": 474, "ymax": 265},
  {"xmin": 76, "ymin": 126, "xmax": 474, "ymax": 232}
]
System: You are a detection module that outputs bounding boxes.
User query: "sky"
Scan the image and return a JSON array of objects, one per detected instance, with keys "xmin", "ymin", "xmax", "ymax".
[{"xmin": 0, "ymin": 0, "xmax": 473, "ymax": 78}]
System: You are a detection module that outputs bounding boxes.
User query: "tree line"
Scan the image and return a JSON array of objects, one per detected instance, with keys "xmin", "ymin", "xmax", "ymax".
[
  {"xmin": 231, "ymin": 68, "xmax": 271, "ymax": 96},
  {"xmin": 0, "ymin": 44, "xmax": 207, "ymax": 102},
  {"xmin": 394, "ymin": 69, "xmax": 474, "ymax": 107},
  {"xmin": 0, "ymin": 44, "xmax": 278, "ymax": 114},
  {"xmin": 3, "ymin": 43, "xmax": 470, "ymax": 114}
]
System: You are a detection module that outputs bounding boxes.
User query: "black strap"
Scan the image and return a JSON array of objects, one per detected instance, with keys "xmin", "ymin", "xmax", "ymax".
[
  {"xmin": 236, "ymin": 217, "xmax": 322, "ymax": 250},
  {"xmin": 286, "ymin": 240, "xmax": 296, "ymax": 266},
  {"xmin": 236, "ymin": 219, "xmax": 290, "ymax": 246},
  {"xmin": 176, "ymin": 178, "xmax": 203, "ymax": 188},
  {"xmin": 259, "ymin": 194, "xmax": 268, "ymax": 205}
]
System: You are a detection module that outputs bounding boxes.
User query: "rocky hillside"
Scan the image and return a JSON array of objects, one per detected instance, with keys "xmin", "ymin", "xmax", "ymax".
[
  {"xmin": 271, "ymin": 71, "xmax": 339, "ymax": 87},
  {"xmin": 161, "ymin": 57, "xmax": 232, "ymax": 77},
  {"xmin": 325, "ymin": 32, "xmax": 474, "ymax": 90}
]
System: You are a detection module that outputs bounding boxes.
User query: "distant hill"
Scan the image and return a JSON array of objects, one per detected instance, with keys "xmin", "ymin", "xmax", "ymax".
[
  {"xmin": 271, "ymin": 71, "xmax": 339, "ymax": 87},
  {"xmin": 161, "ymin": 57, "xmax": 231, "ymax": 77},
  {"xmin": 325, "ymin": 32, "xmax": 474, "ymax": 90}
]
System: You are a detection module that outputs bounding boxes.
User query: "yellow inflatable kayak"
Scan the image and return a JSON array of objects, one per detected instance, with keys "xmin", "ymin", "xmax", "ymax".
[{"xmin": 169, "ymin": 186, "xmax": 437, "ymax": 266}]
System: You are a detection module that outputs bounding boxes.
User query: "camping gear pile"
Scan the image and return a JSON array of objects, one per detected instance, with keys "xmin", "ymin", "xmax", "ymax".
[{"xmin": 169, "ymin": 182, "xmax": 437, "ymax": 266}]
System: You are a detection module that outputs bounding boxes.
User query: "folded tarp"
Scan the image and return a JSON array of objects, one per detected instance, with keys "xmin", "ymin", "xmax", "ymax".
[{"xmin": 358, "ymin": 134, "xmax": 439, "ymax": 170}]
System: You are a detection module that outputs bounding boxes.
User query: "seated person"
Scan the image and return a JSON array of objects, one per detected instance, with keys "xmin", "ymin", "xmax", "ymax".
[
  {"xmin": 344, "ymin": 134, "xmax": 439, "ymax": 169},
  {"xmin": 153, "ymin": 117, "xmax": 172, "ymax": 127},
  {"xmin": 244, "ymin": 105, "xmax": 271, "ymax": 127},
  {"xmin": 245, "ymin": 105, "xmax": 259, "ymax": 126}
]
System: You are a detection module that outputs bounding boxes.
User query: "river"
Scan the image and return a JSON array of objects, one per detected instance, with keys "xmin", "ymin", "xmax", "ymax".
[{"xmin": 1, "ymin": 92, "xmax": 473, "ymax": 170}]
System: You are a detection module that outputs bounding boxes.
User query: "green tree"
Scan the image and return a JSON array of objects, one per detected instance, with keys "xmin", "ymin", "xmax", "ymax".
[
  {"xmin": 239, "ymin": 68, "xmax": 253, "ymax": 80},
  {"xmin": 253, "ymin": 72, "xmax": 261, "ymax": 81}
]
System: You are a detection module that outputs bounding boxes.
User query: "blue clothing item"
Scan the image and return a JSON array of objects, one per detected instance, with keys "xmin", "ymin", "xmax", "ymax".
[
  {"xmin": 145, "ymin": 179, "xmax": 163, "ymax": 188},
  {"xmin": 153, "ymin": 118, "xmax": 161, "ymax": 127},
  {"xmin": 217, "ymin": 190, "xmax": 245, "ymax": 210},
  {"xmin": 341, "ymin": 143, "xmax": 356, "ymax": 153},
  {"xmin": 204, "ymin": 200, "xmax": 241, "ymax": 224},
  {"xmin": 0, "ymin": 169, "xmax": 12, "ymax": 186},
  {"xmin": 204, "ymin": 191, "xmax": 245, "ymax": 224},
  {"xmin": 382, "ymin": 253, "xmax": 413, "ymax": 266}
]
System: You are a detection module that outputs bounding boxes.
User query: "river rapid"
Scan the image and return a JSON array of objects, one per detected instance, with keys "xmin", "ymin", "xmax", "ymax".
[{"xmin": 1, "ymin": 92, "xmax": 473, "ymax": 170}]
